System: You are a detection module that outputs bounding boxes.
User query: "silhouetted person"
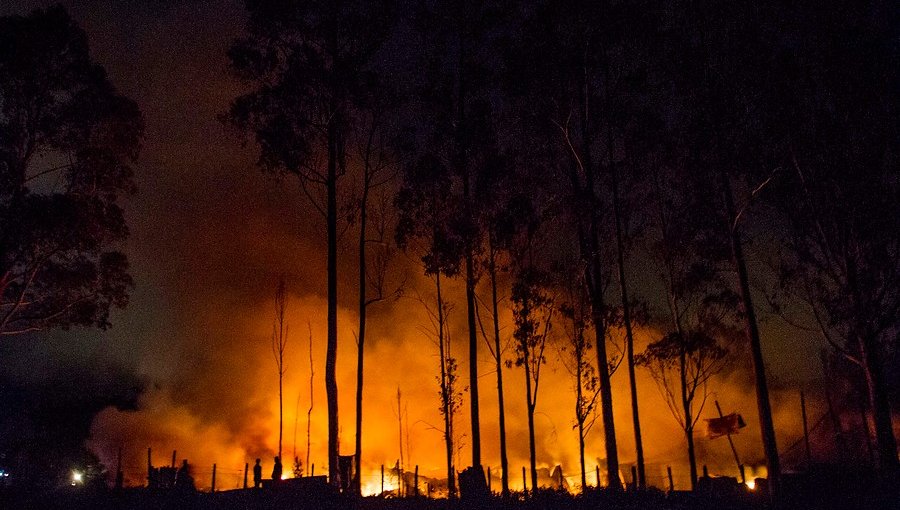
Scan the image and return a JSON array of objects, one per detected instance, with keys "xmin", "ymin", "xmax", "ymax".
[
  {"xmin": 253, "ymin": 458, "xmax": 262, "ymax": 488},
  {"xmin": 176, "ymin": 459, "xmax": 195, "ymax": 492},
  {"xmin": 272, "ymin": 456, "xmax": 283, "ymax": 484}
]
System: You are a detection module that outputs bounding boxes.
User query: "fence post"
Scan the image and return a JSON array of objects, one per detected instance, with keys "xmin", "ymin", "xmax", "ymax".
[
  {"xmin": 414, "ymin": 465, "xmax": 419, "ymax": 497},
  {"xmin": 667, "ymin": 466, "xmax": 674, "ymax": 492},
  {"xmin": 243, "ymin": 462, "xmax": 248, "ymax": 489},
  {"xmin": 211, "ymin": 463, "xmax": 216, "ymax": 493}
]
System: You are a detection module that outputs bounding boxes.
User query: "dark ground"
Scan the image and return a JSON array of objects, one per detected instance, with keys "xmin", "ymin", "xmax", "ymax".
[{"xmin": 1, "ymin": 468, "xmax": 897, "ymax": 510}]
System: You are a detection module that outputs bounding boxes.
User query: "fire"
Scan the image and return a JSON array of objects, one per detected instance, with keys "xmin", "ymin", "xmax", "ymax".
[
  {"xmin": 86, "ymin": 282, "xmax": 807, "ymax": 493},
  {"xmin": 745, "ymin": 479, "xmax": 756, "ymax": 490}
]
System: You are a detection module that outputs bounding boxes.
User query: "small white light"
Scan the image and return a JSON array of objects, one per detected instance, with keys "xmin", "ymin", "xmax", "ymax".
[
  {"xmin": 72, "ymin": 471, "xmax": 84, "ymax": 485},
  {"xmin": 745, "ymin": 479, "xmax": 756, "ymax": 490}
]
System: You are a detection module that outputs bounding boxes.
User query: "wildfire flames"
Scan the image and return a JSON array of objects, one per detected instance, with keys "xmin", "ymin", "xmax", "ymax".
[{"xmin": 88, "ymin": 269, "xmax": 805, "ymax": 494}]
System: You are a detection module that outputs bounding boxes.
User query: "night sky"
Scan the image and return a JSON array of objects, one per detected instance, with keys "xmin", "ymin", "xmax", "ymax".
[{"xmin": 0, "ymin": 0, "xmax": 880, "ymax": 493}]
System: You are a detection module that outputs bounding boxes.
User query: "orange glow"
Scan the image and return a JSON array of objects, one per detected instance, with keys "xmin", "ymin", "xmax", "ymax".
[{"xmin": 87, "ymin": 270, "xmax": 807, "ymax": 492}]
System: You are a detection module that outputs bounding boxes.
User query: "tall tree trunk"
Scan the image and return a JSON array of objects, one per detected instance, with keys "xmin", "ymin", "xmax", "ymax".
[
  {"xmin": 326, "ymin": 115, "xmax": 340, "ymax": 489},
  {"xmin": 307, "ymin": 324, "xmax": 314, "ymax": 476},
  {"xmin": 608, "ymin": 128, "xmax": 645, "ymax": 489},
  {"xmin": 436, "ymin": 273, "xmax": 457, "ymax": 498},
  {"xmin": 580, "ymin": 64, "xmax": 620, "ymax": 489},
  {"xmin": 457, "ymin": 49, "xmax": 482, "ymax": 475},
  {"xmin": 488, "ymin": 244, "xmax": 510, "ymax": 496},
  {"xmin": 576, "ymin": 351, "xmax": 588, "ymax": 492},
  {"xmin": 680, "ymin": 346, "xmax": 697, "ymax": 489},
  {"xmin": 719, "ymin": 170, "xmax": 780, "ymax": 497},
  {"xmin": 354, "ymin": 177, "xmax": 370, "ymax": 494},
  {"xmin": 524, "ymin": 346, "xmax": 538, "ymax": 491},
  {"xmin": 465, "ymin": 255, "xmax": 482, "ymax": 470}
]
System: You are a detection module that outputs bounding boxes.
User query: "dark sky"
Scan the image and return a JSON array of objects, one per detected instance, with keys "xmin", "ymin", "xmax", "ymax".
[{"xmin": 1, "ymin": 0, "xmax": 833, "ymax": 490}]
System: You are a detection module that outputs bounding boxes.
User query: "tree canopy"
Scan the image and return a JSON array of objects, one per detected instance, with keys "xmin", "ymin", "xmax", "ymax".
[{"xmin": 0, "ymin": 6, "xmax": 142, "ymax": 336}]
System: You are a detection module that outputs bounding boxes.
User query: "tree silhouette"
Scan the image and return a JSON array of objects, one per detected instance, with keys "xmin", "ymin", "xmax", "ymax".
[
  {"xmin": 225, "ymin": 0, "xmax": 395, "ymax": 487},
  {"xmin": 405, "ymin": 1, "xmax": 511, "ymax": 478},
  {"xmin": 0, "ymin": 6, "xmax": 141, "ymax": 336},
  {"xmin": 763, "ymin": 0, "xmax": 899, "ymax": 473},
  {"xmin": 507, "ymin": 0, "xmax": 622, "ymax": 488},
  {"xmin": 272, "ymin": 277, "xmax": 288, "ymax": 461},
  {"xmin": 556, "ymin": 269, "xmax": 600, "ymax": 493},
  {"xmin": 396, "ymin": 152, "xmax": 463, "ymax": 498}
]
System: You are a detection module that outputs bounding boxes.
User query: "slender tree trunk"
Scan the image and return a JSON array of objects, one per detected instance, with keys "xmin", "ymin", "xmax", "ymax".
[
  {"xmin": 719, "ymin": 169, "xmax": 780, "ymax": 497},
  {"xmin": 524, "ymin": 346, "xmax": 538, "ymax": 491},
  {"xmin": 681, "ymin": 346, "xmax": 697, "ymax": 489},
  {"xmin": 326, "ymin": 114, "xmax": 340, "ymax": 488},
  {"xmin": 436, "ymin": 273, "xmax": 456, "ymax": 498},
  {"xmin": 307, "ymin": 323, "xmax": 314, "ymax": 476},
  {"xmin": 579, "ymin": 54, "xmax": 621, "ymax": 491},
  {"xmin": 488, "ymin": 245, "xmax": 510, "ymax": 496},
  {"xmin": 576, "ymin": 353, "xmax": 588, "ymax": 492},
  {"xmin": 465, "ymin": 256, "xmax": 482, "ymax": 470},
  {"xmin": 273, "ymin": 280, "xmax": 288, "ymax": 461},
  {"xmin": 397, "ymin": 388, "xmax": 404, "ymax": 496},
  {"xmin": 686, "ymin": 424, "xmax": 697, "ymax": 489},
  {"xmin": 609, "ymin": 135, "xmax": 645, "ymax": 489},
  {"xmin": 354, "ymin": 179, "xmax": 369, "ymax": 494},
  {"xmin": 279, "ymin": 368, "xmax": 284, "ymax": 461}
]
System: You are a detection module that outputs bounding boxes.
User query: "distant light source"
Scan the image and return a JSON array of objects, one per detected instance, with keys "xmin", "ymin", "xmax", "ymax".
[
  {"xmin": 745, "ymin": 479, "xmax": 756, "ymax": 490},
  {"xmin": 71, "ymin": 471, "xmax": 84, "ymax": 486}
]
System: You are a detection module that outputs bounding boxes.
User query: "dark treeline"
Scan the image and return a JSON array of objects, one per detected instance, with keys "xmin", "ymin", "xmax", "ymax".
[
  {"xmin": 0, "ymin": 0, "xmax": 896, "ymax": 501},
  {"xmin": 225, "ymin": 0, "xmax": 898, "ymax": 500}
]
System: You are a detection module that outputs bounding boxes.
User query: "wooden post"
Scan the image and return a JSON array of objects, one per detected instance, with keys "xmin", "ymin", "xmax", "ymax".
[
  {"xmin": 487, "ymin": 465, "xmax": 491, "ymax": 492},
  {"xmin": 381, "ymin": 464, "xmax": 384, "ymax": 495},
  {"xmin": 801, "ymin": 391, "xmax": 812, "ymax": 463},
  {"xmin": 631, "ymin": 466, "xmax": 637, "ymax": 489},
  {"xmin": 522, "ymin": 466, "xmax": 527, "ymax": 495},
  {"xmin": 715, "ymin": 400, "xmax": 745, "ymax": 483},
  {"xmin": 595, "ymin": 465, "xmax": 600, "ymax": 488},
  {"xmin": 667, "ymin": 466, "xmax": 674, "ymax": 492},
  {"xmin": 702, "ymin": 464, "xmax": 709, "ymax": 478},
  {"xmin": 243, "ymin": 463, "xmax": 249, "ymax": 489},
  {"xmin": 211, "ymin": 463, "xmax": 216, "ymax": 493},
  {"xmin": 414, "ymin": 465, "xmax": 419, "ymax": 497},
  {"xmin": 171, "ymin": 450, "xmax": 176, "ymax": 468},
  {"xmin": 147, "ymin": 447, "xmax": 152, "ymax": 487},
  {"xmin": 311, "ymin": 463, "xmax": 315, "ymax": 477}
]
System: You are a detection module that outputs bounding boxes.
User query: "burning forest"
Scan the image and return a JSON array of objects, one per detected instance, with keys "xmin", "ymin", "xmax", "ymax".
[{"xmin": 0, "ymin": 1, "xmax": 897, "ymax": 509}]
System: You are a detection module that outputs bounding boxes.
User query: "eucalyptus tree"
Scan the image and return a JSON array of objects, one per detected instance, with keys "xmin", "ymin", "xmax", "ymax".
[
  {"xmin": 764, "ymin": 0, "xmax": 899, "ymax": 473},
  {"xmin": 405, "ymin": 1, "xmax": 511, "ymax": 477},
  {"xmin": 225, "ymin": 0, "xmax": 396, "ymax": 488},
  {"xmin": 395, "ymin": 153, "xmax": 465, "ymax": 498},
  {"xmin": 0, "ymin": 6, "xmax": 141, "ymax": 336},
  {"xmin": 506, "ymin": 0, "xmax": 623, "ymax": 487}
]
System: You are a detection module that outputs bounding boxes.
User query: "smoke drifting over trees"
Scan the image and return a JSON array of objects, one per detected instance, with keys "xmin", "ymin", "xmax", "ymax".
[{"xmin": 0, "ymin": 0, "xmax": 896, "ymax": 498}]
